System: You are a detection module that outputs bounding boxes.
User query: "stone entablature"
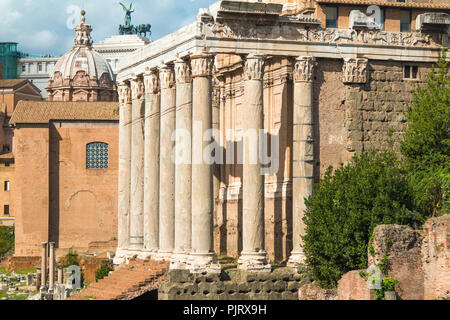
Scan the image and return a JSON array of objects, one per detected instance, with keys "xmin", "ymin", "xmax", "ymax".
[{"xmin": 117, "ymin": 2, "xmax": 445, "ymax": 81}]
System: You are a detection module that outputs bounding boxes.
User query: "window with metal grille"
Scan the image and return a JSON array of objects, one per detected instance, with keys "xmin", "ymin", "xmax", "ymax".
[
  {"xmin": 4, "ymin": 205, "xmax": 9, "ymax": 216},
  {"xmin": 86, "ymin": 142, "xmax": 109, "ymax": 169}
]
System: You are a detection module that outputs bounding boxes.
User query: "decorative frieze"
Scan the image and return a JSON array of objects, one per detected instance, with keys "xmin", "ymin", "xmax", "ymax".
[
  {"xmin": 244, "ymin": 55, "xmax": 265, "ymax": 81},
  {"xmin": 210, "ymin": 22, "xmax": 432, "ymax": 47},
  {"xmin": 174, "ymin": 59, "xmax": 192, "ymax": 84},
  {"xmin": 159, "ymin": 65, "xmax": 175, "ymax": 89},
  {"xmin": 343, "ymin": 58, "xmax": 368, "ymax": 84},
  {"xmin": 144, "ymin": 69, "xmax": 159, "ymax": 94},
  {"xmin": 130, "ymin": 77, "xmax": 144, "ymax": 100},
  {"xmin": 294, "ymin": 56, "xmax": 316, "ymax": 83},
  {"xmin": 118, "ymin": 82, "xmax": 131, "ymax": 104},
  {"xmin": 191, "ymin": 54, "xmax": 214, "ymax": 78}
]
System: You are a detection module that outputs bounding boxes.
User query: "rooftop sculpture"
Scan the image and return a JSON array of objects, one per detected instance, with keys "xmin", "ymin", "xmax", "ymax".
[{"xmin": 119, "ymin": 2, "xmax": 151, "ymax": 38}]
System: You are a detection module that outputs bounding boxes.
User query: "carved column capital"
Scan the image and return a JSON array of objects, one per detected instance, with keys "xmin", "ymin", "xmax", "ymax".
[
  {"xmin": 294, "ymin": 56, "xmax": 316, "ymax": 82},
  {"xmin": 118, "ymin": 82, "xmax": 131, "ymax": 104},
  {"xmin": 343, "ymin": 58, "xmax": 368, "ymax": 84},
  {"xmin": 174, "ymin": 59, "xmax": 192, "ymax": 84},
  {"xmin": 191, "ymin": 54, "xmax": 214, "ymax": 78},
  {"xmin": 130, "ymin": 77, "xmax": 144, "ymax": 100},
  {"xmin": 159, "ymin": 64, "xmax": 175, "ymax": 89},
  {"xmin": 243, "ymin": 54, "xmax": 265, "ymax": 81},
  {"xmin": 144, "ymin": 69, "xmax": 160, "ymax": 94}
]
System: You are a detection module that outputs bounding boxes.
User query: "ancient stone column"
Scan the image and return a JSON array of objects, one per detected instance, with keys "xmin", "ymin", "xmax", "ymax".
[
  {"xmin": 115, "ymin": 82, "xmax": 132, "ymax": 264},
  {"xmin": 142, "ymin": 69, "xmax": 160, "ymax": 257},
  {"xmin": 288, "ymin": 56, "xmax": 316, "ymax": 266},
  {"xmin": 189, "ymin": 54, "xmax": 220, "ymax": 273},
  {"xmin": 57, "ymin": 267, "xmax": 63, "ymax": 284},
  {"xmin": 172, "ymin": 59, "xmax": 193, "ymax": 269},
  {"xmin": 129, "ymin": 77, "xmax": 145, "ymax": 251},
  {"xmin": 157, "ymin": 64, "xmax": 176, "ymax": 260},
  {"xmin": 237, "ymin": 54, "xmax": 271, "ymax": 272},
  {"xmin": 48, "ymin": 242, "xmax": 55, "ymax": 292},
  {"xmin": 40, "ymin": 242, "xmax": 47, "ymax": 290}
]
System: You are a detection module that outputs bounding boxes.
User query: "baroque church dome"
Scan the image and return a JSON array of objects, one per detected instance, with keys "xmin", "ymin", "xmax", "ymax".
[{"xmin": 47, "ymin": 11, "xmax": 117, "ymax": 102}]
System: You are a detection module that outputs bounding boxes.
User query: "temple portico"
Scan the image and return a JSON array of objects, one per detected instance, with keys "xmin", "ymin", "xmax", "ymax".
[{"xmin": 113, "ymin": 0, "xmax": 447, "ymax": 272}]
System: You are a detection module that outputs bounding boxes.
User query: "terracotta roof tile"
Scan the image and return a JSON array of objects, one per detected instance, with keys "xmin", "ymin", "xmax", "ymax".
[
  {"xmin": 10, "ymin": 101, "xmax": 119, "ymax": 124},
  {"xmin": 316, "ymin": 0, "xmax": 450, "ymax": 9},
  {"xmin": 0, "ymin": 79, "xmax": 27, "ymax": 89}
]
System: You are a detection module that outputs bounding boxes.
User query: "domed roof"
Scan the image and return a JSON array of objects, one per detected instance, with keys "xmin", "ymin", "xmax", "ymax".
[
  {"xmin": 53, "ymin": 46, "xmax": 114, "ymax": 81},
  {"xmin": 47, "ymin": 11, "xmax": 117, "ymax": 102}
]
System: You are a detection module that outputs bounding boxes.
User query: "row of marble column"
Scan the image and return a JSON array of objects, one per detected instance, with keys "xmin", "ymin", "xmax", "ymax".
[{"xmin": 115, "ymin": 54, "xmax": 316, "ymax": 273}]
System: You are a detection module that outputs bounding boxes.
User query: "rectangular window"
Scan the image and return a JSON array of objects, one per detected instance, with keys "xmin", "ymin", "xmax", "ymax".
[
  {"xmin": 400, "ymin": 10, "xmax": 411, "ymax": 32},
  {"xmin": 4, "ymin": 181, "xmax": 9, "ymax": 192},
  {"xmin": 21, "ymin": 65, "xmax": 26, "ymax": 72},
  {"xmin": 2, "ymin": 145, "xmax": 10, "ymax": 152},
  {"xmin": 404, "ymin": 65, "xmax": 419, "ymax": 80},
  {"xmin": 86, "ymin": 142, "xmax": 109, "ymax": 169},
  {"xmin": 325, "ymin": 7, "xmax": 338, "ymax": 28},
  {"xmin": 4, "ymin": 205, "xmax": 9, "ymax": 216},
  {"xmin": 379, "ymin": 8, "xmax": 385, "ymax": 31},
  {"xmin": 38, "ymin": 63, "xmax": 43, "ymax": 72}
]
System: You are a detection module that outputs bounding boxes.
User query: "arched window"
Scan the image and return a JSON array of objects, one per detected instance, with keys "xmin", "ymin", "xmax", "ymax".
[{"xmin": 86, "ymin": 142, "xmax": 109, "ymax": 169}]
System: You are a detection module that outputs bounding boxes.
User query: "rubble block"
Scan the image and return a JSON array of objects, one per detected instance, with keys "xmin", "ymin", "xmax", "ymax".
[
  {"xmin": 337, "ymin": 270, "xmax": 374, "ymax": 300},
  {"xmin": 298, "ymin": 282, "xmax": 338, "ymax": 300},
  {"xmin": 369, "ymin": 224, "xmax": 424, "ymax": 300},
  {"xmin": 159, "ymin": 268, "xmax": 309, "ymax": 300}
]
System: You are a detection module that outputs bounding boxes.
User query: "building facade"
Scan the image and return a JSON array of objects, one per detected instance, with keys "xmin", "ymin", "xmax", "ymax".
[
  {"xmin": 11, "ymin": 11, "xmax": 120, "ymax": 258},
  {"xmin": 114, "ymin": 0, "xmax": 449, "ymax": 272}
]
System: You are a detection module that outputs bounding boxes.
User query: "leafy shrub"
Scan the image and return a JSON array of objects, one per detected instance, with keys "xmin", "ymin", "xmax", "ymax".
[
  {"xmin": 61, "ymin": 248, "xmax": 79, "ymax": 268},
  {"xmin": 95, "ymin": 262, "xmax": 113, "ymax": 282},
  {"xmin": 401, "ymin": 48, "xmax": 449, "ymax": 216},
  {"xmin": 0, "ymin": 226, "xmax": 14, "ymax": 260},
  {"xmin": 302, "ymin": 151, "xmax": 425, "ymax": 288}
]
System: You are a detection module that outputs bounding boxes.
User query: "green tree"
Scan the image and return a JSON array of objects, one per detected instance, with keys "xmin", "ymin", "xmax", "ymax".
[
  {"xmin": 401, "ymin": 48, "xmax": 450, "ymax": 216},
  {"xmin": 302, "ymin": 152, "xmax": 424, "ymax": 288}
]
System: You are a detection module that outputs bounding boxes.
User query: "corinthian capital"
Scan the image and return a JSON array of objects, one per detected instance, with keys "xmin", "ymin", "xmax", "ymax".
[
  {"xmin": 118, "ymin": 82, "xmax": 131, "ymax": 104},
  {"xmin": 244, "ymin": 54, "xmax": 265, "ymax": 81},
  {"xmin": 294, "ymin": 56, "xmax": 316, "ymax": 82},
  {"xmin": 159, "ymin": 65, "xmax": 175, "ymax": 89},
  {"xmin": 130, "ymin": 77, "xmax": 144, "ymax": 100},
  {"xmin": 343, "ymin": 58, "xmax": 368, "ymax": 84},
  {"xmin": 174, "ymin": 59, "xmax": 192, "ymax": 84},
  {"xmin": 191, "ymin": 54, "xmax": 214, "ymax": 78},
  {"xmin": 144, "ymin": 69, "xmax": 159, "ymax": 94}
]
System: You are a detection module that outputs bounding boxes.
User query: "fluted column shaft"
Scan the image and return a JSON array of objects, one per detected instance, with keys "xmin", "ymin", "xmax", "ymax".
[
  {"xmin": 289, "ymin": 56, "xmax": 316, "ymax": 266},
  {"xmin": 143, "ymin": 70, "xmax": 161, "ymax": 255},
  {"xmin": 129, "ymin": 77, "xmax": 145, "ymax": 250},
  {"xmin": 115, "ymin": 82, "xmax": 132, "ymax": 263},
  {"xmin": 189, "ymin": 54, "xmax": 220, "ymax": 273},
  {"xmin": 172, "ymin": 59, "xmax": 193, "ymax": 268},
  {"xmin": 158, "ymin": 65, "xmax": 176, "ymax": 259},
  {"xmin": 238, "ymin": 54, "xmax": 270, "ymax": 272}
]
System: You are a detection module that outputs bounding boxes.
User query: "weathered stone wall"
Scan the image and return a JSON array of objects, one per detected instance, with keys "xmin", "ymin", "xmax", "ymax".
[
  {"xmin": 338, "ymin": 215, "xmax": 450, "ymax": 300},
  {"xmin": 345, "ymin": 60, "xmax": 430, "ymax": 155},
  {"xmin": 368, "ymin": 224, "xmax": 424, "ymax": 300},
  {"xmin": 7, "ymin": 256, "xmax": 40, "ymax": 271},
  {"xmin": 159, "ymin": 268, "xmax": 309, "ymax": 300},
  {"xmin": 421, "ymin": 215, "xmax": 450, "ymax": 300}
]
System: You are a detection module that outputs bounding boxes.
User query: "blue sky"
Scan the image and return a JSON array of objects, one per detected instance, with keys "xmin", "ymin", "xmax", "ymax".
[{"xmin": 0, "ymin": 0, "xmax": 215, "ymax": 56}]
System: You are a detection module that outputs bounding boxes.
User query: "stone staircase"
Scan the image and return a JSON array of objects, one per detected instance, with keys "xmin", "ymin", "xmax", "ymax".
[{"xmin": 67, "ymin": 258, "xmax": 169, "ymax": 300}]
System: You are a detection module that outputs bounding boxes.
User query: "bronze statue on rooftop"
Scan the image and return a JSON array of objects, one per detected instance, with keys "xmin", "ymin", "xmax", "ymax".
[{"xmin": 118, "ymin": 2, "xmax": 151, "ymax": 38}]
